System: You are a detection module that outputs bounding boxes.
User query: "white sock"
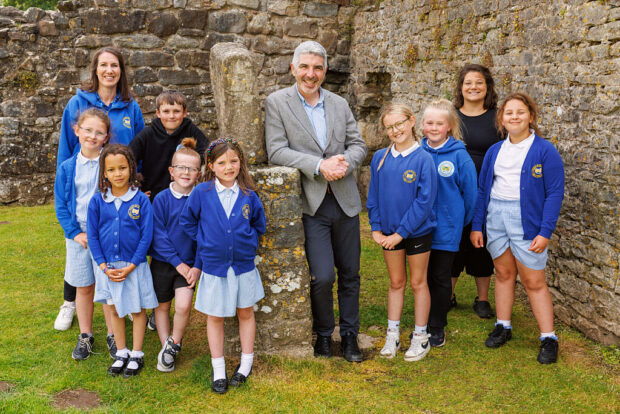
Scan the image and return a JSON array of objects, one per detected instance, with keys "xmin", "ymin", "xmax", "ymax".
[
  {"xmin": 540, "ymin": 331, "xmax": 557, "ymax": 340},
  {"xmin": 387, "ymin": 320, "xmax": 400, "ymax": 334},
  {"xmin": 238, "ymin": 353, "xmax": 253, "ymax": 377},
  {"xmin": 212, "ymin": 357, "xmax": 226, "ymax": 380},
  {"xmin": 497, "ymin": 319, "xmax": 512, "ymax": 329},
  {"xmin": 112, "ymin": 348, "xmax": 129, "ymax": 368},
  {"xmin": 414, "ymin": 325, "xmax": 427, "ymax": 335},
  {"xmin": 126, "ymin": 350, "xmax": 144, "ymax": 370}
]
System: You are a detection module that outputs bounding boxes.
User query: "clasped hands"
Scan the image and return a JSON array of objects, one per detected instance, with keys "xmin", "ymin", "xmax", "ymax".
[
  {"xmin": 372, "ymin": 231, "xmax": 403, "ymax": 250},
  {"xmin": 319, "ymin": 154, "xmax": 348, "ymax": 181}
]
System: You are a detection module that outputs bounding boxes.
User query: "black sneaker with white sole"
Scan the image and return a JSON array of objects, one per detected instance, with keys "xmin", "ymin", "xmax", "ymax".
[
  {"xmin": 157, "ymin": 336, "xmax": 181, "ymax": 372},
  {"xmin": 485, "ymin": 324, "xmax": 512, "ymax": 348},
  {"xmin": 147, "ymin": 312, "xmax": 157, "ymax": 331},
  {"xmin": 106, "ymin": 334, "xmax": 117, "ymax": 359},
  {"xmin": 72, "ymin": 333, "xmax": 94, "ymax": 360},
  {"xmin": 537, "ymin": 337, "xmax": 558, "ymax": 364},
  {"xmin": 429, "ymin": 328, "xmax": 446, "ymax": 348}
]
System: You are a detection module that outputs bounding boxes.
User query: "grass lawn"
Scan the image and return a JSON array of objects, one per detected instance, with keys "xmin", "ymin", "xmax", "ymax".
[{"xmin": 0, "ymin": 204, "xmax": 618, "ymax": 413}]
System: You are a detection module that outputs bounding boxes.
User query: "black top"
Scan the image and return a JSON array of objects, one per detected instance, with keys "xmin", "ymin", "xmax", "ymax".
[
  {"xmin": 129, "ymin": 117, "xmax": 209, "ymax": 201},
  {"xmin": 458, "ymin": 108, "xmax": 502, "ymax": 174}
]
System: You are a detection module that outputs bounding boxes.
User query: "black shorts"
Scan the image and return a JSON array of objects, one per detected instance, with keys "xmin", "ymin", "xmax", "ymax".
[
  {"xmin": 383, "ymin": 232, "xmax": 432, "ymax": 255},
  {"xmin": 150, "ymin": 258, "xmax": 194, "ymax": 303},
  {"xmin": 451, "ymin": 223, "xmax": 494, "ymax": 278}
]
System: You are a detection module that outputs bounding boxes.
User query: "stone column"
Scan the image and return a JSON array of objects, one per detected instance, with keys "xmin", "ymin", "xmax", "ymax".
[{"xmin": 209, "ymin": 42, "xmax": 266, "ymax": 164}]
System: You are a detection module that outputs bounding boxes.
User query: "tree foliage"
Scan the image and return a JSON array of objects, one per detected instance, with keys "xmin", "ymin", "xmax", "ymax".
[{"xmin": 1, "ymin": 0, "xmax": 58, "ymax": 10}]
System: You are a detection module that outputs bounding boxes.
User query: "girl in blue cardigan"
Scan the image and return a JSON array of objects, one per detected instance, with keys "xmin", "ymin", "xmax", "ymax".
[
  {"xmin": 55, "ymin": 108, "xmax": 115, "ymax": 360},
  {"xmin": 470, "ymin": 92, "xmax": 564, "ymax": 364},
  {"xmin": 367, "ymin": 103, "xmax": 438, "ymax": 362},
  {"xmin": 181, "ymin": 139, "xmax": 266, "ymax": 394},
  {"xmin": 88, "ymin": 144, "xmax": 158, "ymax": 377}
]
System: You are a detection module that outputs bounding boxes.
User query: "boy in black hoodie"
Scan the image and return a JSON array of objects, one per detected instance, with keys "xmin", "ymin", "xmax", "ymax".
[{"xmin": 130, "ymin": 91, "xmax": 209, "ymax": 201}]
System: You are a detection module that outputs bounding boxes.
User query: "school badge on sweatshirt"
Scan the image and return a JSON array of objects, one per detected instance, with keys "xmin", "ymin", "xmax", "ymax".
[
  {"xmin": 403, "ymin": 170, "xmax": 417, "ymax": 183},
  {"xmin": 438, "ymin": 161, "xmax": 455, "ymax": 177},
  {"xmin": 242, "ymin": 204, "xmax": 250, "ymax": 219},
  {"xmin": 123, "ymin": 117, "xmax": 131, "ymax": 129},
  {"xmin": 128, "ymin": 204, "xmax": 141, "ymax": 219},
  {"xmin": 531, "ymin": 164, "xmax": 543, "ymax": 178}
]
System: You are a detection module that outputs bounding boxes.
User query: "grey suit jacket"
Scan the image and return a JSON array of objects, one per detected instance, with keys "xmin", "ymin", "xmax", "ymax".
[{"xmin": 265, "ymin": 85, "xmax": 367, "ymax": 217}]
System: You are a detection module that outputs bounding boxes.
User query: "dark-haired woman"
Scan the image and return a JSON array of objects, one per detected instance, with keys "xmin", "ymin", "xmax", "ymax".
[
  {"xmin": 54, "ymin": 47, "xmax": 144, "ymax": 335},
  {"xmin": 450, "ymin": 64, "xmax": 501, "ymax": 319}
]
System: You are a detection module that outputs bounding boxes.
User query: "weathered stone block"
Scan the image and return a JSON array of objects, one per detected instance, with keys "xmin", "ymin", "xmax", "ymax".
[
  {"xmin": 228, "ymin": 0, "xmax": 259, "ymax": 9},
  {"xmin": 179, "ymin": 9, "xmax": 207, "ymax": 29},
  {"xmin": 133, "ymin": 67, "xmax": 158, "ymax": 83},
  {"xmin": 114, "ymin": 34, "xmax": 164, "ymax": 49},
  {"xmin": 267, "ymin": 0, "xmax": 298, "ymax": 16},
  {"xmin": 81, "ymin": 10, "xmax": 146, "ymax": 34},
  {"xmin": 207, "ymin": 11, "xmax": 247, "ymax": 33},
  {"xmin": 74, "ymin": 35, "xmax": 112, "ymax": 48},
  {"xmin": 303, "ymin": 2, "xmax": 339, "ymax": 18},
  {"xmin": 283, "ymin": 17, "xmax": 318, "ymax": 38},
  {"xmin": 132, "ymin": 0, "xmax": 172, "ymax": 9},
  {"xmin": 158, "ymin": 69, "xmax": 202, "ymax": 85},
  {"xmin": 247, "ymin": 12, "xmax": 272, "ymax": 35},
  {"xmin": 166, "ymin": 34, "xmax": 200, "ymax": 49},
  {"xmin": 210, "ymin": 42, "xmax": 266, "ymax": 164},
  {"xmin": 252, "ymin": 34, "xmax": 297, "ymax": 55},
  {"xmin": 132, "ymin": 84, "xmax": 163, "ymax": 97},
  {"xmin": 37, "ymin": 20, "xmax": 57, "ymax": 36},
  {"xmin": 147, "ymin": 12, "xmax": 179, "ymax": 37},
  {"xmin": 129, "ymin": 51, "xmax": 174, "ymax": 67},
  {"xmin": 53, "ymin": 69, "xmax": 79, "ymax": 88}
]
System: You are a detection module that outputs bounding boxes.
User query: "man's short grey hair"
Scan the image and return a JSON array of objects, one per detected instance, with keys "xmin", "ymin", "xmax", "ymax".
[{"xmin": 292, "ymin": 41, "xmax": 327, "ymax": 69}]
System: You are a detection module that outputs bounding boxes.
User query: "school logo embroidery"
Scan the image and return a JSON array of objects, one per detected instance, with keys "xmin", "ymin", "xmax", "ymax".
[
  {"xmin": 123, "ymin": 117, "xmax": 131, "ymax": 129},
  {"xmin": 531, "ymin": 164, "xmax": 543, "ymax": 178},
  {"xmin": 438, "ymin": 161, "xmax": 455, "ymax": 177},
  {"xmin": 128, "ymin": 204, "xmax": 141, "ymax": 220},
  {"xmin": 242, "ymin": 204, "xmax": 250, "ymax": 220},
  {"xmin": 403, "ymin": 170, "xmax": 417, "ymax": 183}
]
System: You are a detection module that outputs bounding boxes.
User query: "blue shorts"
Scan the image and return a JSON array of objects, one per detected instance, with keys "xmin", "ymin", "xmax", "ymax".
[
  {"xmin": 64, "ymin": 238, "xmax": 96, "ymax": 288},
  {"xmin": 486, "ymin": 198, "xmax": 548, "ymax": 270}
]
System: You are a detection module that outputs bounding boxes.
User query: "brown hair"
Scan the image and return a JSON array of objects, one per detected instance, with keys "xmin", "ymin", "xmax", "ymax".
[
  {"xmin": 422, "ymin": 98, "xmax": 463, "ymax": 141},
  {"xmin": 376, "ymin": 103, "xmax": 418, "ymax": 171},
  {"xmin": 203, "ymin": 138, "xmax": 256, "ymax": 194},
  {"xmin": 75, "ymin": 108, "xmax": 111, "ymax": 143},
  {"xmin": 171, "ymin": 137, "xmax": 201, "ymax": 165},
  {"xmin": 98, "ymin": 144, "xmax": 139, "ymax": 198},
  {"xmin": 496, "ymin": 92, "xmax": 541, "ymax": 136},
  {"xmin": 156, "ymin": 90, "xmax": 187, "ymax": 111},
  {"xmin": 453, "ymin": 63, "xmax": 498, "ymax": 110},
  {"xmin": 81, "ymin": 47, "xmax": 132, "ymax": 103}
]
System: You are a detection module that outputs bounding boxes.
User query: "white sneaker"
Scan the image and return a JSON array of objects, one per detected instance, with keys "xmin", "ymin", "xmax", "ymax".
[
  {"xmin": 404, "ymin": 332, "xmax": 431, "ymax": 362},
  {"xmin": 54, "ymin": 302, "xmax": 75, "ymax": 331},
  {"xmin": 379, "ymin": 330, "xmax": 400, "ymax": 358}
]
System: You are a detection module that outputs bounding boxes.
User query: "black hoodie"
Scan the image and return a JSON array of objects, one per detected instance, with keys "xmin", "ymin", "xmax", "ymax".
[{"xmin": 129, "ymin": 117, "xmax": 209, "ymax": 200}]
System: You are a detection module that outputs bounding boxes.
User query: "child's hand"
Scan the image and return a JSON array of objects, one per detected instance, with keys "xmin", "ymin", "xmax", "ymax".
[
  {"xmin": 108, "ymin": 264, "xmax": 136, "ymax": 282},
  {"xmin": 470, "ymin": 231, "xmax": 484, "ymax": 248},
  {"xmin": 73, "ymin": 232, "xmax": 88, "ymax": 249},
  {"xmin": 372, "ymin": 231, "xmax": 386, "ymax": 245},
  {"xmin": 382, "ymin": 233, "xmax": 403, "ymax": 250},
  {"xmin": 186, "ymin": 267, "xmax": 201, "ymax": 288},
  {"xmin": 528, "ymin": 235, "xmax": 549, "ymax": 254},
  {"xmin": 176, "ymin": 263, "xmax": 190, "ymax": 277}
]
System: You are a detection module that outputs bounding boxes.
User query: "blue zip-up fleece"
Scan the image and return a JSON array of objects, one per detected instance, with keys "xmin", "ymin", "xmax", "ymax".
[
  {"xmin": 180, "ymin": 181, "xmax": 266, "ymax": 277},
  {"xmin": 150, "ymin": 188, "xmax": 200, "ymax": 269},
  {"xmin": 472, "ymin": 135, "xmax": 565, "ymax": 240},
  {"xmin": 54, "ymin": 153, "xmax": 82, "ymax": 239},
  {"xmin": 87, "ymin": 190, "xmax": 153, "ymax": 266},
  {"xmin": 57, "ymin": 89, "xmax": 145, "ymax": 169},
  {"xmin": 367, "ymin": 146, "xmax": 437, "ymax": 239},
  {"xmin": 422, "ymin": 137, "xmax": 478, "ymax": 251}
]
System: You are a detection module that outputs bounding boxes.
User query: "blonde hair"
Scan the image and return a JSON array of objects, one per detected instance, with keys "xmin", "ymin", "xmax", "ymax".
[
  {"xmin": 376, "ymin": 102, "xmax": 418, "ymax": 171},
  {"xmin": 421, "ymin": 98, "xmax": 463, "ymax": 141}
]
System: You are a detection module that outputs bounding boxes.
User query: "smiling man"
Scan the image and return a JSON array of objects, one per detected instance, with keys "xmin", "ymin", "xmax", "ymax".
[{"xmin": 265, "ymin": 41, "xmax": 367, "ymax": 362}]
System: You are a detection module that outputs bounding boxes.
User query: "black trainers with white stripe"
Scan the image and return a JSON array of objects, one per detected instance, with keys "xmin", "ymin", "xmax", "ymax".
[{"xmin": 72, "ymin": 333, "xmax": 94, "ymax": 360}]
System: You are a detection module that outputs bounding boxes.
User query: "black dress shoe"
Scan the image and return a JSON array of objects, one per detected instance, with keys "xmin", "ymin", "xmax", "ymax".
[
  {"xmin": 211, "ymin": 371, "xmax": 228, "ymax": 394},
  {"xmin": 107, "ymin": 355, "xmax": 129, "ymax": 376},
  {"xmin": 341, "ymin": 333, "xmax": 363, "ymax": 363},
  {"xmin": 229, "ymin": 364, "xmax": 251, "ymax": 387},
  {"xmin": 473, "ymin": 297, "xmax": 494, "ymax": 319},
  {"xmin": 314, "ymin": 334, "xmax": 332, "ymax": 358},
  {"xmin": 122, "ymin": 356, "xmax": 144, "ymax": 378}
]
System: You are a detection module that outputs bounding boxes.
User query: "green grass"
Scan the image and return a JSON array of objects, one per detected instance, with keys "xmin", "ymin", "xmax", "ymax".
[{"xmin": 0, "ymin": 204, "xmax": 617, "ymax": 413}]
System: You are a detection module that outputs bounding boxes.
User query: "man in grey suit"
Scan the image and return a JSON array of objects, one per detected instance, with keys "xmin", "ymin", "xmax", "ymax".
[{"xmin": 265, "ymin": 41, "xmax": 367, "ymax": 362}]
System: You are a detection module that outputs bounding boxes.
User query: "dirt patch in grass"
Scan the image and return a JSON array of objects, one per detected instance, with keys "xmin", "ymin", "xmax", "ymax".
[
  {"xmin": 0, "ymin": 381, "xmax": 14, "ymax": 392},
  {"xmin": 51, "ymin": 389, "xmax": 101, "ymax": 410},
  {"xmin": 0, "ymin": 221, "xmax": 10, "ymax": 226}
]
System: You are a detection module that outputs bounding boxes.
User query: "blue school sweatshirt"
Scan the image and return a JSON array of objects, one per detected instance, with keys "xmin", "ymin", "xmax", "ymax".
[
  {"xmin": 57, "ymin": 89, "xmax": 145, "ymax": 169},
  {"xmin": 87, "ymin": 189, "xmax": 153, "ymax": 266},
  {"xmin": 367, "ymin": 145, "xmax": 438, "ymax": 239},
  {"xmin": 422, "ymin": 137, "xmax": 478, "ymax": 251},
  {"xmin": 471, "ymin": 135, "xmax": 565, "ymax": 240},
  {"xmin": 180, "ymin": 181, "xmax": 266, "ymax": 277},
  {"xmin": 150, "ymin": 188, "xmax": 201, "ymax": 269},
  {"xmin": 54, "ymin": 153, "xmax": 82, "ymax": 239}
]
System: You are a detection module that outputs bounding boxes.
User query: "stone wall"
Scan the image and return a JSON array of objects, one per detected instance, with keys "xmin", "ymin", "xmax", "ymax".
[{"xmin": 349, "ymin": 0, "xmax": 618, "ymax": 344}]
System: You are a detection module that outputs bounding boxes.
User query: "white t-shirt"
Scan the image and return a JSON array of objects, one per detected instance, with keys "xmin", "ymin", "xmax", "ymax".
[{"xmin": 491, "ymin": 131, "xmax": 535, "ymax": 201}]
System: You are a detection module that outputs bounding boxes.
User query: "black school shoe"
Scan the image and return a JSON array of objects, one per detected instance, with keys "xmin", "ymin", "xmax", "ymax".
[
  {"xmin": 123, "ymin": 356, "xmax": 145, "ymax": 378},
  {"xmin": 106, "ymin": 334, "xmax": 117, "ymax": 359},
  {"xmin": 229, "ymin": 364, "xmax": 251, "ymax": 387},
  {"xmin": 485, "ymin": 324, "xmax": 512, "ymax": 348},
  {"xmin": 341, "ymin": 334, "xmax": 363, "ymax": 363},
  {"xmin": 429, "ymin": 328, "xmax": 446, "ymax": 348},
  {"xmin": 314, "ymin": 334, "xmax": 332, "ymax": 358},
  {"xmin": 211, "ymin": 371, "xmax": 228, "ymax": 394},
  {"xmin": 72, "ymin": 333, "xmax": 94, "ymax": 360},
  {"xmin": 108, "ymin": 355, "xmax": 129, "ymax": 376},
  {"xmin": 537, "ymin": 337, "xmax": 559, "ymax": 364},
  {"xmin": 473, "ymin": 297, "xmax": 494, "ymax": 319}
]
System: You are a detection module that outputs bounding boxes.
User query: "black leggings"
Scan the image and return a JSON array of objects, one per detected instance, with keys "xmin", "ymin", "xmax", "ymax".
[
  {"xmin": 428, "ymin": 249, "xmax": 456, "ymax": 330},
  {"xmin": 64, "ymin": 280, "xmax": 76, "ymax": 302}
]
